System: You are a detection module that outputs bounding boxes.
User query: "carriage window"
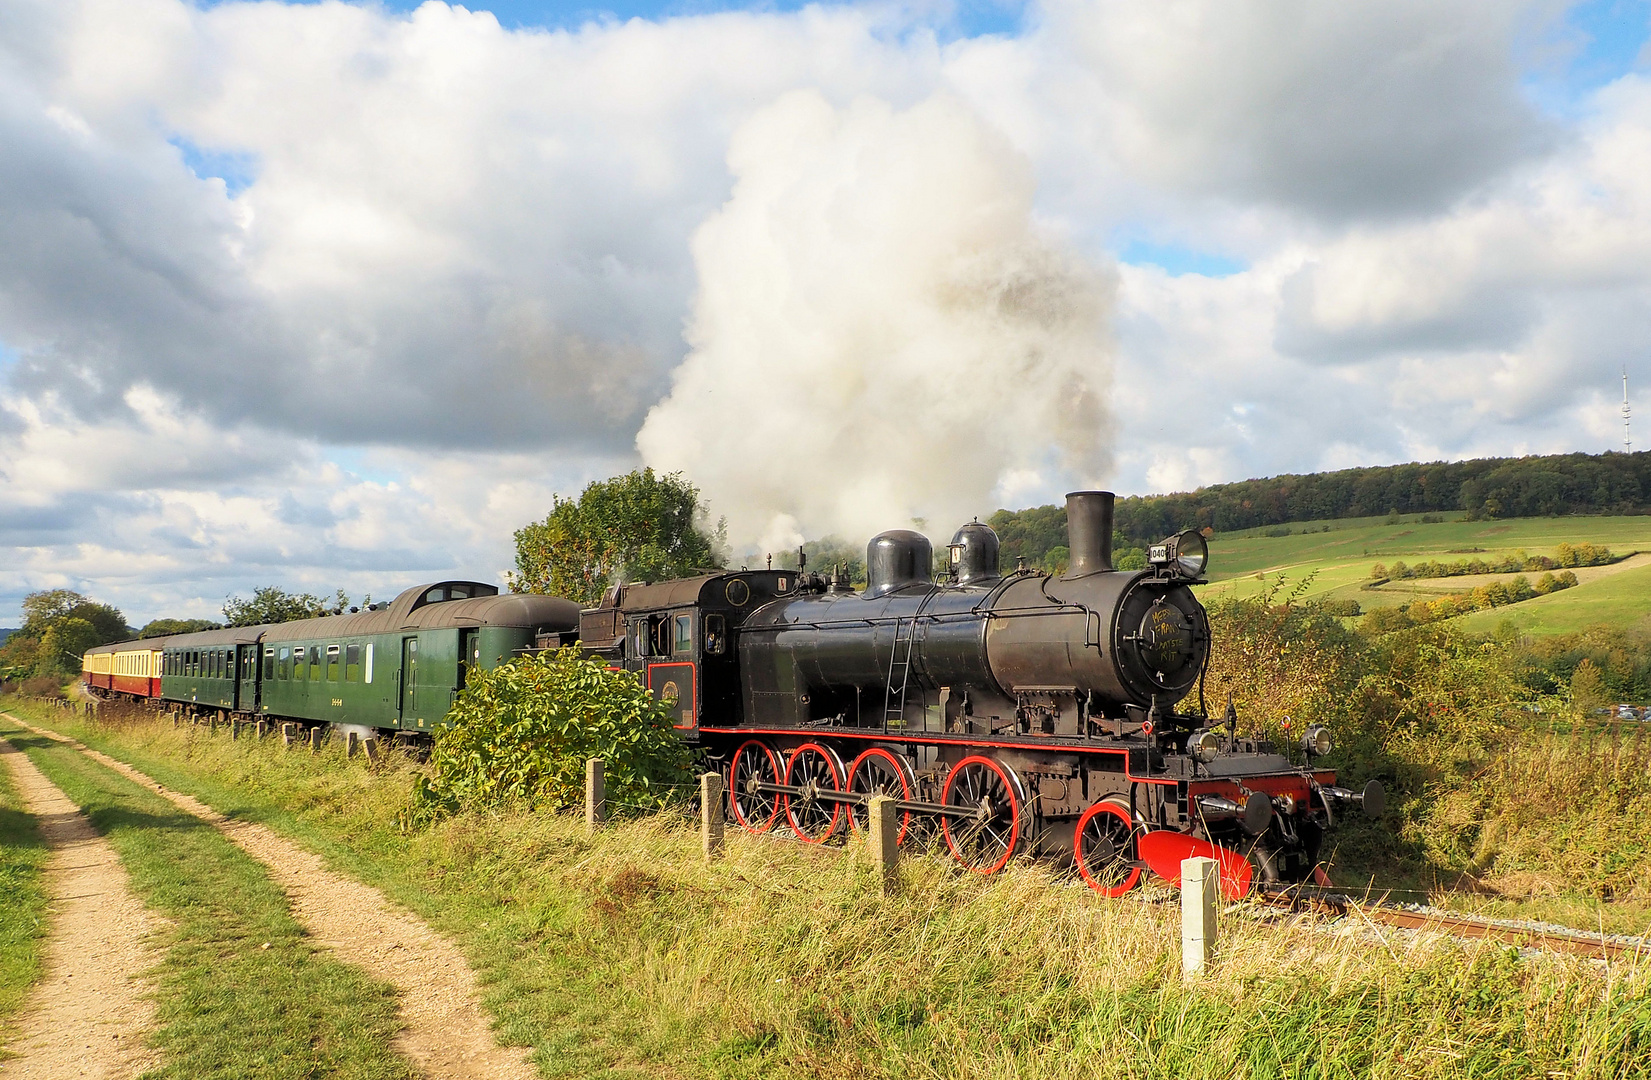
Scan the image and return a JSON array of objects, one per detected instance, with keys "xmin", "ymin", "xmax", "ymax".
[
  {"xmin": 326, "ymin": 645, "xmax": 340, "ymax": 681},
  {"xmin": 310, "ymin": 646, "xmax": 324, "ymax": 681},
  {"xmin": 364, "ymin": 643, "xmax": 374, "ymax": 684},
  {"xmin": 449, "ymin": 585, "xmax": 470, "ymax": 599},
  {"xmin": 674, "ymin": 615, "xmax": 692, "ymax": 654},
  {"xmin": 345, "ymin": 644, "xmax": 360, "ymax": 682},
  {"xmin": 279, "ymin": 646, "xmax": 290, "ymax": 679},
  {"xmin": 264, "ymin": 648, "xmax": 275, "ymax": 680},
  {"xmin": 424, "ymin": 587, "xmax": 445, "ymax": 604},
  {"xmin": 293, "ymin": 648, "xmax": 306, "ymax": 680}
]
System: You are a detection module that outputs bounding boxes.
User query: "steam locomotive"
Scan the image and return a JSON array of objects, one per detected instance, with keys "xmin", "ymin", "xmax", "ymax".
[
  {"xmin": 86, "ymin": 488, "xmax": 1379, "ymax": 895},
  {"xmin": 579, "ymin": 491, "xmax": 1383, "ymax": 897}
]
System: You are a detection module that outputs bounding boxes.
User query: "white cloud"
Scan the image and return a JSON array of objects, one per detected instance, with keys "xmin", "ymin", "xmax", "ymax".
[{"xmin": 2, "ymin": 0, "xmax": 1650, "ymax": 620}]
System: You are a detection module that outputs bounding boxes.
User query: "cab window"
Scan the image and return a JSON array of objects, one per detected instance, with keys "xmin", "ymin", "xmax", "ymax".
[
  {"xmin": 674, "ymin": 615, "xmax": 692, "ymax": 654},
  {"xmin": 704, "ymin": 614, "xmax": 726, "ymax": 656}
]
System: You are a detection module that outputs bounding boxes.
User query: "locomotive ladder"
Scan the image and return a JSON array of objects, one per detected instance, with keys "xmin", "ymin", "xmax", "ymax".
[{"xmin": 883, "ymin": 617, "xmax": 916, "ymax": 730}]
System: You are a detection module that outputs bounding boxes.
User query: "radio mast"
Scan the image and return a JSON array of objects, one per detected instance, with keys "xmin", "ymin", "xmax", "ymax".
[{"xmin": 1625, "ymin": 368, "xmax": 1633, "ymax": 453}]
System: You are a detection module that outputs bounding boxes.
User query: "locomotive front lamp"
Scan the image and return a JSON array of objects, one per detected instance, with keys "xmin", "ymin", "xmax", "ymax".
[
  {"xmin": 1189, "ymin": 729, "xmax": 1221, "ymax": 764},
  {"xmin": 1151, "ymin": 530, "xmax": 1210, "ymax": 578},
  {"xmin": 1302, "ymin": 724, "xmax": 1333, "ymax": 757}
]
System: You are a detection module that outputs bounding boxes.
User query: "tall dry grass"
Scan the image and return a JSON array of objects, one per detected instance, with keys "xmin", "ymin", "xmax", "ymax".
[{"xmin": 8, "ymin": 698, "xmax": 1651, "ymax": 1079}]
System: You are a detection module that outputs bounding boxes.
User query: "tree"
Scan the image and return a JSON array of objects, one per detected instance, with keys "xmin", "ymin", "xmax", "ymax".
[
  {"xmin": 35, "ymin": 618, "xmax": 100, "ymax": 677},
  {"xmin": 19, "ymin": 590, "xmax": 128, "ymax": 644},
  {"xmin": 1570, "ymin": 658, "xmax": 1608, "ymax": 714},
  {"xmin": 138, "ymin": 618, "xmax": 222, "ymax": 638},
  {"xmin": 223, "ymin": 587, "xmax": 350, "ymax": 627},
  {"xmin": 510, "ymin": 469, "xmax": 723, "ymax": 606}
]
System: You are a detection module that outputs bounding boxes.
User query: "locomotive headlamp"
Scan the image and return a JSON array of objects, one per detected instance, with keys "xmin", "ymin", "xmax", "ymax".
[
  {"xmin": 1302, "ymin": 724, "xmax": 1333, "ymax": 757},
  {"xmin": 1149, "ymin": 530, "xmax": 1210, "ymax": 579},
  {"xmin": 1189, "ymin": 729, "xmax": 1221, "ymax": 764}
]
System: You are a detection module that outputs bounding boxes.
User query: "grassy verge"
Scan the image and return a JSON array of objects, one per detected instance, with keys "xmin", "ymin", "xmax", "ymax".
[
  {"xmin": 7, "ymin": 698, "xmax": 1651, "ymax": 1079},
  {"xmin": 0, "ymin": 738, "xmax": 50, "ymax": 1057},
  {"xmin": 0, "ymin": 712, "xmax": 414, "ymax": 1080}
]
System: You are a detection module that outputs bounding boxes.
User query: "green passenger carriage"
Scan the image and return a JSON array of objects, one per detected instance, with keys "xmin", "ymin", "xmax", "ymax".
[{"xmin": 154, "ymin": 581, "xmax": 579, "ymax": 734}]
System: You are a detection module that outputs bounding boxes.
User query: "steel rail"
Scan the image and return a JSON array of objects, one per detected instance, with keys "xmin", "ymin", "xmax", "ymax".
[{"xmin": 1254, "ymin": 886, "xmax": 1646, "ymax": 961}]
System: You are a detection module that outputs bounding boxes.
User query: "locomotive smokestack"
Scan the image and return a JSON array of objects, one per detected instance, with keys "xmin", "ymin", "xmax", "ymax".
[{"xmin": 1064, "ymin": 490, "xmax": 1114, "ymax": 578}]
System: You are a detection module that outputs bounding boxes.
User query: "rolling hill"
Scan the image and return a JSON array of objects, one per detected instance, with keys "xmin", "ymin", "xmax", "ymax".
[{"xmin": 1195, "ymin": 513, "xmax": 1651, "ymax": 634}]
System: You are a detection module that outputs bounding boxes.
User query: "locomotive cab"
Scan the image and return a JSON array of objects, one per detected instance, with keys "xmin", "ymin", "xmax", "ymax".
[{"xmin": 579, "ymin": 570, "xmax": 800, "ymax": 738}]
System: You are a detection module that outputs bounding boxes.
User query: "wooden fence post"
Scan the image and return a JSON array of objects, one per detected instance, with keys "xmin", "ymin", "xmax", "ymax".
[
  {"xmin": 700, "ymin": 772, "xmax": 725, "ymax": 858},
  {"xmin": 868, "ymin": 795, "xmax": 899, "ymax": 896},
  {"xmin": 1182, "ymin": 855, "xmax": 1218, "ymax": 977},
  {"xmin": 586, "ymin": 758, "xmax": 605, "ymax": 835}
]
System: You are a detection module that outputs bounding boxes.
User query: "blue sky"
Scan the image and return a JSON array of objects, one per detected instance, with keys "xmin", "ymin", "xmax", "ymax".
[{"xmin": 7, "ymin": 0, "xmax": 1651, "ymax": 624}]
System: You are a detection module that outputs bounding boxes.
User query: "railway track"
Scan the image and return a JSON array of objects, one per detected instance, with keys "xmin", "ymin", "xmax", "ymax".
[{"xmin": 1255, "ymin": 885, "xmax": 1649, "ymax": 961}]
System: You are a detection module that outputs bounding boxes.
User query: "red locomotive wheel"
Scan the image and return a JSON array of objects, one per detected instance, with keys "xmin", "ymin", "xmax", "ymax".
[
  {"xmin": 729, "ymin": 740, "xmax": 781, "ymax": 834},
  {"xmin": 846, "ymin": 748, "xmax": 914, "ymax": 844},
  {"xmin": 1073, "ymin": 800, "xmax": 1142, "ymax": 897},
  {"xmin": 783, "ymin": 743, "xmax": 845, "ymax": 843},
  {"xmin": 940, "ymin": 756, "xmax": 1023, "ymax": 874}
]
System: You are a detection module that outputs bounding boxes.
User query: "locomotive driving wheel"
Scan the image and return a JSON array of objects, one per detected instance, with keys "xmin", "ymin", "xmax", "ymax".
[
  {"xmin": 1073, "ymin": 799, "xmax": 1142, "ymax": 897},
  {"xmin": 783, "ymin": 743, "xmax": 846, "ymax": 843},
  {"xmin": 729, "ymin": 740, "xmax": 781, "ymax": 833},
  {"xmin": 940, "ymin": 756, "xmax": 1024, "ymax": 874},
  {"xmin": 846, "ymin": 748, "xmax": 914, "ymax": 845}
]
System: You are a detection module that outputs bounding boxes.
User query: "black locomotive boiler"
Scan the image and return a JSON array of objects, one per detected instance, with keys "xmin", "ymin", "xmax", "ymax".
[{"xmin": 578, "ymin": 491, "xmax": 1381, "ymax": 895}]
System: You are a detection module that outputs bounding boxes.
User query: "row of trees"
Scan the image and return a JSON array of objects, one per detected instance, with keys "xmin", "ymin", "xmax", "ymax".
[
  {"xmin": 0, "ymin": 590, "xmax": 130, "ymax": 679},
  {"xmin": 1361, "ymin": 572, "xmax": 1579, "ymax": 634},
  {"xmin": 1373, "ymin": 543, "xmax": 1615, "ymax": 582},
  {"xmin": 1107, "ymin": 450, "xmax": 1651, "ymax": 542}
]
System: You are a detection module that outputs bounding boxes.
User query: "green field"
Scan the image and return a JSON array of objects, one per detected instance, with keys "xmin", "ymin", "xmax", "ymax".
[{"xmin": 1197, "ymin": 513, "xmax": 1651, "ymax": 634}]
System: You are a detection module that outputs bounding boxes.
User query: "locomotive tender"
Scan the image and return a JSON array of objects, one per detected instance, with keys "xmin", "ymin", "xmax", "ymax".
[{"xmin": 581, "ymin": 491, "xmax": 1381, "ymax": 895}]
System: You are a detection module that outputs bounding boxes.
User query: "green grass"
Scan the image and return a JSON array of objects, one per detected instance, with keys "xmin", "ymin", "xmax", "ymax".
[
  {"xmin": 0, "ymin": 711, "xmax": 414, "ymax": 1080},
  {"xmin": 0, "ymin": 741, "xmax": 50, "ymax": 1057},
  {"xmin": 1199, "ymin": 513, "xmax": 1651, "ymax": 633},
  {"xmin": 8, "ymin": 698, "xmax": 1651, "ymax": 1080}
]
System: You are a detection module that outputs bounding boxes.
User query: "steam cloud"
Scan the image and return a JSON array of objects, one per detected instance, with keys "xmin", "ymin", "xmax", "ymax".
[{"xmin": 637, "ymin": 90, "xmax": 1115, "ymax": 554}]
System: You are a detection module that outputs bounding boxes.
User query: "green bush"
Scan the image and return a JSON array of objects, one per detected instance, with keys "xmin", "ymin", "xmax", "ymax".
[{"xmin": 409, "ymin": 648, "xmax": 694, "ymax": 822}]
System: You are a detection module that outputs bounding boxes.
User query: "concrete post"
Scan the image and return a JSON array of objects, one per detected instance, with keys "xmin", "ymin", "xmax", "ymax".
[
  {"xmin": 309, "ymin": 726, "xmax": 323, "ymax": 754},
  {"xmin": 868, "ymin": 795, "xmax": 900, "ymax": 895},
  {"xmin": 281, "ymin": 723, "xmax": 294, "ymax": 747},
  {"xmin": 208, "ymin": 714, "xmax": 218, "ymax": 735},
  {"xmin": 345, "ymin": 731, "xmax": 359, "ymax": 759},
  {"xmin": 586, "ymin": 758, "xmax": 605, "ymax": 835},
  {"xmin": 700, "ymin": 772, "xmax": 725, "ymax": 858},
  {"xmin": 363, "ymin": 737, "xmax": 381, "ymax": 764},
  {"xmin": 1182, "ymin": 855, "xmax": 1219, "ymax": 977}
]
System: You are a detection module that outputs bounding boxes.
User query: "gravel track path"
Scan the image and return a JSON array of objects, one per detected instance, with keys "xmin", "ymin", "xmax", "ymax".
[
  {"xmin": 0, "ymin": 735, "xmax": 165, "ymax": 1079},
  {"xmin": 1, "ymin": 714, "xmax": 536, "ymax": 1080}
]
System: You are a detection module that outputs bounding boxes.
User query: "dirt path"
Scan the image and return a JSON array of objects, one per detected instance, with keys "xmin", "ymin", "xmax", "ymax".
[
  {"xmin": 0, "ymin": 737, "xmax": 165, "ymax": 1079},
  {"xmin": 1, "ymin": 715, "xmax": 535, "ymax": 1080}
]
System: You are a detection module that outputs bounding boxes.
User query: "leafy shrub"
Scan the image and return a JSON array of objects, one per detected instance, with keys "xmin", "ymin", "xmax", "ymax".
[
  {"xmin": 18, "ymin": 676, "xmax": 66, "ymax": 698},
  {"xmin": 409, "ymin": 648, "xmax": 694, "ymax": 823}
]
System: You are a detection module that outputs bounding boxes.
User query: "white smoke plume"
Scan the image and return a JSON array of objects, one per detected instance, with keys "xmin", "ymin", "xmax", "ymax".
[{"xmin": 637, "ymin": 89, "xmax": 1116, "ymax": 555}]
